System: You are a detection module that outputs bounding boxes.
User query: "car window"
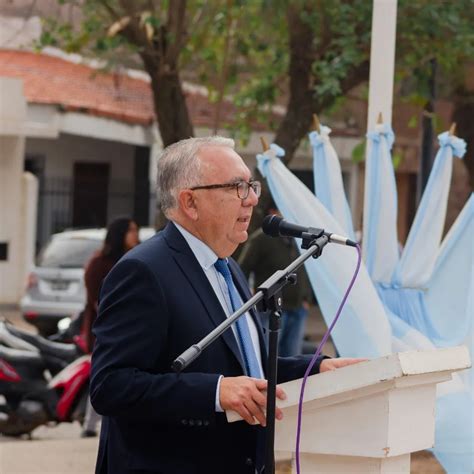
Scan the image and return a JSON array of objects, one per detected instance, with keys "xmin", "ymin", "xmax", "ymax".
[
  {"xmin": 37, "ymin": 237, "xmax": 103, "ymax": 268},
  {"xmin": 139, "ymin": 228, "xmax": 156, "ymax": 241}
]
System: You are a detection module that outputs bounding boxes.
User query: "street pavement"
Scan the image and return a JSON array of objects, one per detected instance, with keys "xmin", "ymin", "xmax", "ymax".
[{"xmin": 0, "ymin": 425, "xmax": 98, "ymax": 473}]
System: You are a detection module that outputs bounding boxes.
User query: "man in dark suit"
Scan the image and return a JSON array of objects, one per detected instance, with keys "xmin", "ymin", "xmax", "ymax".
[{"xmin": 90, "ymin": 136, "xmax": 362, "ymax": 474}]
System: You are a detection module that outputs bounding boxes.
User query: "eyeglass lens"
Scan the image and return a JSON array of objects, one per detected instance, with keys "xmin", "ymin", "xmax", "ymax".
[{"xmin": 237, "ymin": 181, "xmax": 261, "ymax": 199}]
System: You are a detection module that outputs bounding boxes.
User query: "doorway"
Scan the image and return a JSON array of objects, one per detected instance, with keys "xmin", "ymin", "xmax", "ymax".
[{"xmin": 72, "ymin": 162, "xmax": 110, "ymax": 228}]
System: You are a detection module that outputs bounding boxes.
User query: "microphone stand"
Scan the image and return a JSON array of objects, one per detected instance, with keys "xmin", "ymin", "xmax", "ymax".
[{"xmin": 172, "ymin": 230, "xmax": 330, "ymax": 474}]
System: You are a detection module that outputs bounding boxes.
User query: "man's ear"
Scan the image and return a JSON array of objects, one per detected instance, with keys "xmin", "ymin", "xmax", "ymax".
[{"xmin": 178, "ymin": 189, "xmax": 198, "ymax": 220}]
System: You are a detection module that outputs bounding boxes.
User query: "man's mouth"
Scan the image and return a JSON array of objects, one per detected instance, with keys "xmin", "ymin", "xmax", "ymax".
[{"xmin": 237, "ymin": 217, "xmax": 250, "ymax": 224}]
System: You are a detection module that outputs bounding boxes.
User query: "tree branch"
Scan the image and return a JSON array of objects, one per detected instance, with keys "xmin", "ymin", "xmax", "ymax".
[
  {"xmin": 165, "ymin": 0, "xmax": 187, "ymax": 65},
  {"xmin": 100, "ymin": 0, "xmax": 120, "ymax": 20},
  {"xmin": 315, "ymin": 0, "xmax": 331, "ymax": 60},
  {"xmin": 213, "ymin": 0, "xmax": 235, "ymax": 133},
  {"xmin": 118, "ymin": 0, "xmax": 138, "ymax": 17}
]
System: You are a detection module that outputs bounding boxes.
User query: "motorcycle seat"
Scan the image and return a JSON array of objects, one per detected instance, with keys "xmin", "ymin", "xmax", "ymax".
[
  {"xmin": 0, "ymin": 321, "xmax": 39, "ymax": 353},
  {"xmin": 3, "ymin": 322, "xmax": 78, "ymax": 362},
  {"xmin": 0, "ymin": 345, "xmax": 45, "ymax": 370},
  {"xmin": 31, "ymin": 338, "xmax": 78, "ymax": 362}
]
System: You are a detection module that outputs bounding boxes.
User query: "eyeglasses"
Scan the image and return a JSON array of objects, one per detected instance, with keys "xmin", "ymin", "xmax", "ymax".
[{"xmin": 190, "ymin": 180, "xmax": 261, "ymax": 200}]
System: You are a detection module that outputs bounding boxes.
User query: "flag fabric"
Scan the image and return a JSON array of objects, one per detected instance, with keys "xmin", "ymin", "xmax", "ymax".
[
  {"xmin": 362, "ymin": 124, "xmax": 399, "ymax": 283},
  {"xmin": 310, "ymin": 126, "xmax": 356, "ymax": 240},
  {"xmin": 257, "ymin": 145, "xmax": 392, "ymax": 358},
  {"xmin": 258, "ymin": 128, "xmax": 472, "ymax": 472},
  {"xmin": 395, "ymin": 132, "xmax": 467, "ymax": 288}
]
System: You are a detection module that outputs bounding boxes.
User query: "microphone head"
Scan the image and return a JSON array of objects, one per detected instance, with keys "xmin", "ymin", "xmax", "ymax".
[{"xmin": 262, "ymin": 214, "xmax": 282, "ymax": 237}]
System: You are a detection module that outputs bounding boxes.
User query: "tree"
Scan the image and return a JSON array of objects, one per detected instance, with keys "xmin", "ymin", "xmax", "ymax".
[
  {"xmin": 39, "ymin": 0, "xmax": 473, "ymax": 171},
  {"xmin": 395, "ymin": 0, "xmax": 474, "ymax": 188},
  {"xmin": 273, "ymin": 1, "xmax": 371, "ymax": 163},
  {"xmin": 37, "ymin": 0, "xmax": 370, "ymax": 154},
  {"xmin": 226, "ymin": 0, "xmax": 473, "ymax": 166},
  {"xmin": 40, "ymin": 0, "xmax": 195, "ymax": 147}
]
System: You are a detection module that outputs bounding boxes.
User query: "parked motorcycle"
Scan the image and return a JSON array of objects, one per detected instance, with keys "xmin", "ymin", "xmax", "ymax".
[
  {"xmin": 0, "ymin": 319, "xmax": 89, "ymax": 437},
  {"xmin": 0, "ymin": 319, "xmax": 84, "ymax": 375},
  {"xmin": 48, "ymin": 310, "xmax": 85, "ymax": 346}
]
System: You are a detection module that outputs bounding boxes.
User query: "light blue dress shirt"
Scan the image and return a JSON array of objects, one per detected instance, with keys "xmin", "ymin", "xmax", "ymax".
[{"xmin": 173, "ymin": 222, "xmax": 264, "ymax": 411}]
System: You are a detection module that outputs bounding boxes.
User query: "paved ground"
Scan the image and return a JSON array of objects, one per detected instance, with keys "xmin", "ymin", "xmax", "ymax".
[
  {"xmin": 0, "ymin": 425, "xmax": 98, "ymax": 474},
  {"xmin": 0, "ymin": 431, "xmax": 444, "ymax": 474},
  {"xmin": 0, "ymin": 305, "xmax": 444, "ymax": 473}
]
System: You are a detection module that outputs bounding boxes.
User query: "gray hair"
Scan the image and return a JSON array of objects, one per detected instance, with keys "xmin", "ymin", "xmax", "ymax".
[{"xmin": 156, "ymin": 136, "xmax": 235, "ymax": 216}]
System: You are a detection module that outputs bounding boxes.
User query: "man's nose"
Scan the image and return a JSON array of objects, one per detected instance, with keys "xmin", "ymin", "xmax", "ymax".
[{"xmin": 243, "ymin": 187, "xmax": 259, "ymax": 207}]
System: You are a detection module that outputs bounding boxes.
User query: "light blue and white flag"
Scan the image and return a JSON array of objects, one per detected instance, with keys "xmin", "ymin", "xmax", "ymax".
[
  {"xmin": 362, "ymin": 123, "xmax": 399, "ymax": 284},
  {"xmin": 395, "ymin": 132, "xmax": 467, "ymax": 288},
  {"xmin": 426, "ymin": 193, "xmax": 473, "ymax": 348},
  {"xmin": 309, "ymin": 126, "xmax": 356, "ymax": 240},
  {"xmin": 373, "ymin": 129, "xmax": 471, "ymax": 473},
  {"xmin": 258, "ymin": 130, "xmax": 472, "ymax": 472},
  {"xmin": 257, "ymin": 145, "xmax": 392, "ymax": 358}
]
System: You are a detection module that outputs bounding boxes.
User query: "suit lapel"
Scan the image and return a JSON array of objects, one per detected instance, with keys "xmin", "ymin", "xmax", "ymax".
[{"xmin": 164, "ymin": 224, "xmax": 245, "ymax": 372}]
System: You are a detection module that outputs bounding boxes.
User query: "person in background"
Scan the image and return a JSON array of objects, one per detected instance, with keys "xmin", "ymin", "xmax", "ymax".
[
  {"xmin": 81, "ymin": 216, "xmax": 139, "ymax": 437},
  {"xmin": 239, "ymin": 203, "xmax": 312, "ymax": 356}
]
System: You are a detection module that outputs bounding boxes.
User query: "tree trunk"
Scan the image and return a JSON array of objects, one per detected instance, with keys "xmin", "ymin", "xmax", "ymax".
[
  {"xmin": 445, "ymin": 87, "xmax": 474, "ymax": 233},
  {"xmin": 274, "ymin": 6, "xmax": 370, "ymax": 165},
  {"xmin": 117, "ymin": 0, "xmax": 193, "ymax": 148},
  {"xmin": 452, "ymin": 88, "xmax": 474, "ymax": 189},
  {"xmin": 274, "ymin": 6, "xmax": 315, "ymax": 165},
  {"xmin": 151, "ymin": 69, "xmax": 194, "ymax": 147},
  {"xmin": 140, "ymin": 50, "xmax": 194, "ymax": 147}
]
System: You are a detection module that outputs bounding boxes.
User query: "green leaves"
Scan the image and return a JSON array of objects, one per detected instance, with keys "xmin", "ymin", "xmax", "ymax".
[
  {"xmin": 351, "ymin": 140, "xmax": 366, "ymax": 164},
  {"xmin": 392, "ymin": 151, "xmax": 403, "ymax": 170},
  {"xmin": 34, "ymin": 0, "xmax": 474, "ymax": 151},
  {"xmin": 396, "ymin": 0, "xmax": 474, "ymax": 99},
  {"xmin": 351, "ymin": 142, "xmax": 403, "ymax": 169}
]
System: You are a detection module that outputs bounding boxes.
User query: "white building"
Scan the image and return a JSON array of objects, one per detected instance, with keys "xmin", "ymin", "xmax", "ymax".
[{"xmin": 0, "ymin": 48, "xmax": 359, "ymax": 304}]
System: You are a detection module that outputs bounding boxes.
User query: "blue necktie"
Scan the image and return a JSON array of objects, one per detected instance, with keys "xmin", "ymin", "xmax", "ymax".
[{"xmin": 214, "ymin": 258, "xmax": 262, "ymax": 379}]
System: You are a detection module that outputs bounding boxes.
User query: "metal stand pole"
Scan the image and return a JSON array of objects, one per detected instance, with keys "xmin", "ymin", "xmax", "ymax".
[{"xmin": 264, "ymin": 309, "xmax": 281, "ymax": 474}]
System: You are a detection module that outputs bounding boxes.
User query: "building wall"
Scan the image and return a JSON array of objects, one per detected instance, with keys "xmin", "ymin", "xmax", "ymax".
[
  {"xmin": 0, "ymin": 77, "xmax": 39, "ymax": 304},
  {"xmin": 0, "ymin": 136, "xmax": 25, "ymax": 302},
  {"xmin": 25, "ymin": 134, "xmax": 136, "ymax": 248},
  {"xmin": 27, "ymin": 133, "xmax": 134, "ymax": 178}
]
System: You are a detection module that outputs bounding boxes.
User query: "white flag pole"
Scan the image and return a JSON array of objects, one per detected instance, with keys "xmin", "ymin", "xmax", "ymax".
[
  {"xmin": 367, "ymin": 0, "xmax": 398, "ymax": 130},
  {"xmin": 362, "ymin": 0, "xmax": 398, "ymax": 261}
]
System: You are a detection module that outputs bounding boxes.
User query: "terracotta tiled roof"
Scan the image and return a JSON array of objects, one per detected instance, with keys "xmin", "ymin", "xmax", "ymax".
[{"xmin": 0, "ymin": 49, "xmax": 239, "ymax": 127}]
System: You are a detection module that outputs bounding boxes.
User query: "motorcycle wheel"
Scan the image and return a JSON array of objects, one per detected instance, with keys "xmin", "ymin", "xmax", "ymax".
[{"xmin": 0, "ymin": 401, "xmax": 49, "ymax": 437}]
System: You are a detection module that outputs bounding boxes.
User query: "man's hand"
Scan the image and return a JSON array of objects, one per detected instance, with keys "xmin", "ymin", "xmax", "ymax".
[
  {"xmin": 219, "ymin": 376, "xmax": 287, "ymax": 426},
  {"xmin": 320, "ymin": 358, "xmax": 367, "ymax": 372}
]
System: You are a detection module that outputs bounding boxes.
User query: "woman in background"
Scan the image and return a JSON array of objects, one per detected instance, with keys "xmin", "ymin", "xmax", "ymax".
[{"xmin": 81, "ymin": 217, "xmax": 139, "ymax": 437}]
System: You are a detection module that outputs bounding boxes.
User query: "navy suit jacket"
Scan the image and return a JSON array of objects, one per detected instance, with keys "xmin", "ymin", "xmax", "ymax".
[{"xmin": 90, "ymin": 222, "xmax": 326, "ymax": 474}]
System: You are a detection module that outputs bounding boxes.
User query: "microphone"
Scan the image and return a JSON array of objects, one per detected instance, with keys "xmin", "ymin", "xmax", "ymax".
[{"xmin": 262, "ymin": 215, "xmax": 358, "ymax": 247}]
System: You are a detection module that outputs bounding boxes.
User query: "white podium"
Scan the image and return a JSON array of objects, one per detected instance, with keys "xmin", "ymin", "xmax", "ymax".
[{"xmin": 227, "ymin": 346, "xmax": 471, "ymax": 473}]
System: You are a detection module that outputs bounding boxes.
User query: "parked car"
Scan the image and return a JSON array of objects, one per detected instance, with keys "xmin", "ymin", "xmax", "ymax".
[{"xmin": 20, "ymin": 227, "xmax": 156, "ymax": 336}]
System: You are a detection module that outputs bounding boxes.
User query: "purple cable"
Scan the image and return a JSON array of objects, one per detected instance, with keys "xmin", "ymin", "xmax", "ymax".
[{"xmin": 295, "ymin": 244, "xmax": 362, "ymax": 474}]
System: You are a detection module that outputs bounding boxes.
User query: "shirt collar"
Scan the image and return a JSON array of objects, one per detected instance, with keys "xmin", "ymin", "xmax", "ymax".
[{"xmin": 173, "ymin": 222, "xmax": 220, "ymax": 270}]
